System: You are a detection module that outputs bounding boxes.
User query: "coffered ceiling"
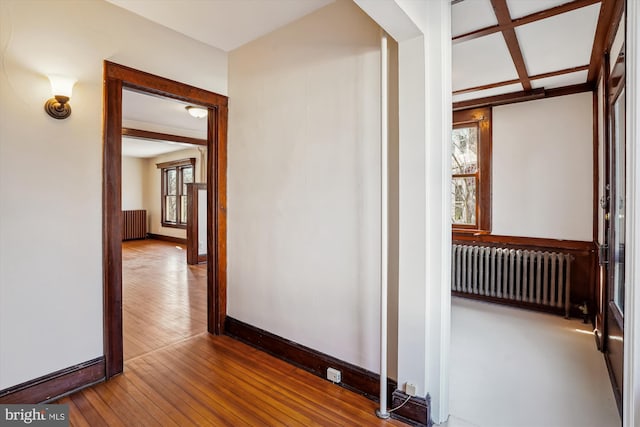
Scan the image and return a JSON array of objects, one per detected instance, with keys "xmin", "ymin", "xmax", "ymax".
[{"xmin": 452, "ymin": 0, "xmax": 620, "ymax": 108}]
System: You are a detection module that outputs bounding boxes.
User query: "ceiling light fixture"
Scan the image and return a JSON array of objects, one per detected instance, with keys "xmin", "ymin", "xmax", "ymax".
[
  {"xmin": 185, "ymin": 106, "xmax": 207, "ymax": 119},
  {"xmin": 45, "ymin": 75, "xmax": 76, "ymax": 119}
]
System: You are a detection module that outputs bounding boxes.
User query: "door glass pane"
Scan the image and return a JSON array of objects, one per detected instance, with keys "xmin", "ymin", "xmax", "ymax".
[
  {"xmin": 451, "ymin": 177, "xmax": 476, "ymax": 225},
  {"xmin": 452, "ymin": 126, "xmax": 478, "ymax": 174},
  {"xmin": 612, "ymin": 88, "xmax": 625, "ymax": 312},
  {"xmin": 165, "ymin": 196, "xmax": 177, "ymax": 223}
]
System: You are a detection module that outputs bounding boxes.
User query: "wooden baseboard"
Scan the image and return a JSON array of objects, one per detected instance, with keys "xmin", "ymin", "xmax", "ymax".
[
  {"xmin": 146, "ymin": 233, "xmax": 187, "ymax": 245},
  {"xmin": 390, "ymin": 389, "xmax": 430, "ymax": 427},
  {"xmin": 0, "ymin": 357, "xmax": 105, "ymax": 404},
  {"xmin": 225, "ymin": 317, "xmax": 397, "ymax": 402}
]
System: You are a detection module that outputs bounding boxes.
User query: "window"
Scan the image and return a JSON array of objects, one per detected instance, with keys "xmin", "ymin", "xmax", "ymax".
[
  {"xmin": 452, "ymin": 107, "xmax": 491, "ymax": 233},
  {"xmin": 157, "ymin": 158, "xmax": 195, "ymax": 228}
]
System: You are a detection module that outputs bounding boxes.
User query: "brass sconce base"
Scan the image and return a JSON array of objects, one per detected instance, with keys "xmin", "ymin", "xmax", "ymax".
[{"xmin": 45, "ymin": 96, "xmax": 71, "ymax": 119}]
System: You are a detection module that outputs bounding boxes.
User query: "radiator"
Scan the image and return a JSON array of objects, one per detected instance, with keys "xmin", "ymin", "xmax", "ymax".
[
  {"xmin": 452, "ymin": 244, "xmax": 572, "ymax": 317},
  {"xmin": 122, "ymin": 210, "xmax": 147, "ymax": 241}
]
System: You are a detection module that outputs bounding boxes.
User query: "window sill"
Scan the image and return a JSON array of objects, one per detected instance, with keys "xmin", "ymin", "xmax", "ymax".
[{"xmin": 162, "ymin": 223, "xmax": 187, "ymax": 230}]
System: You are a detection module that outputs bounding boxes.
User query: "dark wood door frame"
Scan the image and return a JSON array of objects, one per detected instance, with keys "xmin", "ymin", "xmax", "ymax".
[{"xmin": 103, "ymin": 61, "xmax": 228, "ymax": 379}]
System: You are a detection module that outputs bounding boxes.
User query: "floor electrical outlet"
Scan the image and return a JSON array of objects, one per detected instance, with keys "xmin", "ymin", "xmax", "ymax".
[{"xmin": 326, "ymin": 367, "xmax": 342, "ymax": 383}]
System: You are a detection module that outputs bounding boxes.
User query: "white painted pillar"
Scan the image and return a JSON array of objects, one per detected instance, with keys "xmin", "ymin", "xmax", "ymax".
[
  {"xmin": 352, "ymin": 1, "xmax": 452, "ymax": 424},
  {"xmin": 624, "ymin": 1, "xmax": 639, "ymax": 426},
  {"xmin": 396, "ymin": 1, "xmax": 452, "ymax": 423}
]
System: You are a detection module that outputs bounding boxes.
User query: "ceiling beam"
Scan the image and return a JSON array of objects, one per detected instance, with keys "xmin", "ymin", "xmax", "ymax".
[
  {"xmin": 452, "ymin": 64, "xmax": 590, "ymax": 95},
  {"xmin": 122, "ymin": 128, "xmax": 207, "ymax": 146},
  {"xmin": 452, "ymin": 83, "xmax": 593, "ymax": 111},
  {"xmin": 490, "ymin": 0, "xmax": 531, "ymax": 90},
  {"xmin": 453, "ymin": 0, "xmax": 601, "ymax": 44},
  {"xmin": 586, "ymin": 0, "xmax": 625, "ymax": 82}
]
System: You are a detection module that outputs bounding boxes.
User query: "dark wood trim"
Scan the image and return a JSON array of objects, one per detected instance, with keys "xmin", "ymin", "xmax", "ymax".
[
  {"xmin": 390, "ymin": 389, "xmax": 430, "ymax": 427},
  {"xmin": 592, "ymin": 89, "xmax": 599, "ymax": 244},
  {"xmin": 103, "ymin": 71, "xmax": 123, "ymax": 379},
  {"xmin": 452, "ymin": 65, "xmax": 590, "ymax": 96},
  {"xmin": 209, "ymin": 106, "xmax": 228, "ymax": 335},
  {"xmin": 530, "ymin": 64, "xmax": 590, "ymax": 81},
  {"xmin": 146, "ymin": 233, "xmax": 187, "ymax": 245},
  {"xmin": 122, "ymin": 128, "xmax": 207, "ymax": 146},
  {"xmin": 453, "ymin": 79, "xmax": 521, "ymax": 96},
  {"xmin": 453, "ymin": 84, "xmax": 593, "ymax": 111},
  {"xmin": 452, "ymin": 233, "xmax": 593, "ymax": 251},
  {"xmin": 544, "ymin": 82, "xmax": 595, "ymax": 98},
  {"xmin": 453, "ymin": 88, "xmax": 544, "ymax": 111},
  {"xmin": 224, "ymin": 317, "xmax": 398, "ymax": 403},
  {"xmin": 453, "ymin": 0, "xmax": 600, "ymax": 44},
  {"xmin": 155, "ymin": 157, "xmax": 195, "ymax": 169},
  {"xmin": 0, "ymin": 357, "xmax": 105, "ymax": 404},
  {"xmin": 103, "ymin": 60, "xmax": 228, "ymax": 379},
  {"xmin": 105, "ymin": 62, "xmax": 228, "ymax": 108},
  {"xmin": 587, "ymin": 0, "xmax": 625, "ymax": 83},
  {"xmin": 186, "ymin": 183, "xmax": 207, "ymax": 265},
  {"xmin": 452, "ymin": 107, "xmax": 492, "ymax": 233},
  {"xmin": 490, "ymin": 0, "xmax": 531, "ymax": 90}
]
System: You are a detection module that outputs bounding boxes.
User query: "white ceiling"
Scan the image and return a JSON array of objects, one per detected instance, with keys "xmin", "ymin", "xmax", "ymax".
[
  {"xmin": 122, "ymin": 136, "xmax": 196, "ymax": 158},
  {"xmin": 452, "ymin": 0, "xmax": 602, "ymax": 103},
  {"xmin": 119, "ymin": 0, "xmax": 608, "ymax": 155},
  {"xmin": 105, "ymin": 0, "xmax": 334, "ymax": 52}
]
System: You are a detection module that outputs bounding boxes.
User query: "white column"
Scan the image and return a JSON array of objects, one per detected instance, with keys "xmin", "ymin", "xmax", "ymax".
[
  {"xmin": 352, "ymin": 1, "xmax": 452, "ymax": 424},
  {"xmin": 624, "ymin": 1, "xmax": 639, "ymax": 426}
]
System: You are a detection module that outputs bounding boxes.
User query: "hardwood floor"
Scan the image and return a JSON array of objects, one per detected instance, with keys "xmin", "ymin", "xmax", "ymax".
[
  {"xmin": 58, "ymin": 239, "xmax": 402, "ymax": 426},
  {"xmin": 122, "ymin": 239, "xmax": 207, "ymax": 360},
  {"xmin": 59, "ymin": 334, "xmax": 403, "ymax": 426}
]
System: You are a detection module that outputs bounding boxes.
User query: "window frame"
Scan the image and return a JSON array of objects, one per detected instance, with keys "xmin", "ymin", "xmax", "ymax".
[
  {"xmin": 452, "ymin": 107, "xmax": 492, "ymax": 234},
  {"xmin": 156, "ymin": 158, "xmax": 196, "ymax": 229}
]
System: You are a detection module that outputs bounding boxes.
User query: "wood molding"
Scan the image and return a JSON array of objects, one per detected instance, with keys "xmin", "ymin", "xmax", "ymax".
[
  {"xmin": 452, "ymin": 233, "xmax": 594, "ymax": 251},
  {"xmin": 390, "ymin": 389, "xmax": 430, "ymax": 427},
  {"xmin": 186, "ymin": 183, "xmax": 207, "ymax": 265},
  {"xmin": 453, "ymin": 88, "xmax": 544, "ymax": 111},
  {"xmin": 0, "ymin": 357, "xmax": 105, "ymax": 404},
  {"xmin": 490, "ymin": 0, "xmax": 531, "ymax": 91},
  {"xmin": 103, "ymin": 60, "xmax": 228, "ymax": 379},
  {"xmin": 588, "ymin": 0, "xmax": 625, "ymax": 83},
  {"xmin": 122, "ymin": 128, "xmax": 207, "ymax": 146},
  {"xmin": 453, "ymin": 65, "xmax": 590, "ymax": 96},
  {"xmin": 105, "ymin": 62, "xmax": 228, "ymax": 108},
  {"xmin": 453, "ymin": 83, "xmax": 593, "ymax": 111},
  {"xmin": 146, "ymin": 233, "xmax": 187, "ymax": 245},
  {"xmin": 155, "ymin": 157, "xmax": 195, "ymax": 169},
  {"xmin": 453, "ymin": 0, "xmax": 600, "ymax": 44},
  {"xmin": 225, "ymin": 317, "xmax": 397, "ymax": 402}
]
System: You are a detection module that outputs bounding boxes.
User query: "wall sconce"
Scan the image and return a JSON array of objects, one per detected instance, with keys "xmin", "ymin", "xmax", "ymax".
[
  {"xmin": 45, "ymin": 75, "xmax": 76, "ymax": 119},
  {"xmin": 185, "ymin": 106, "xmax": 207, "ymax": 119}
]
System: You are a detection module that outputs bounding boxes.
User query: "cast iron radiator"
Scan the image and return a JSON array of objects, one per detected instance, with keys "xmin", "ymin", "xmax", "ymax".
[
  {"xmin": 451, "ymin": 244, "xmax": 573, "ymax": 317},
  {"xmin": 122, "ymin": 210, "xmax": 147, "ymax": 241}
]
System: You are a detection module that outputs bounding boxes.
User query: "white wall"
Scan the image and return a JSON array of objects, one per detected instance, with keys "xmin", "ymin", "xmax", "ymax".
[
  {"xmin": 144, "ymin": 148, "xmax": 204, "ymax": 239},
  {"xmin": 227, "ymin": 0, "xmax": 383, "ymax": 372},
  {"xmin": 0, "ymin": 0, "xmax": 226, "ymax": 389},
  {"xmin": 492, "ymin": 93, "xmax": 593, "ymax": 241},
  {"xmin": 122, "ymin": 156, "xmax": 146, "ymax": 211}
]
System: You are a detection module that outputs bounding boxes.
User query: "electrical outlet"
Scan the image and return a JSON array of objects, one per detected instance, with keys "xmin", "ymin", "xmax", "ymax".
[
  {"xmin": 405, "ymin": 382, "xmax": 417, "ymax": 397},
  {"xmin": 326, "ymin": 367, "xmax": 342, "ymax": 383}
]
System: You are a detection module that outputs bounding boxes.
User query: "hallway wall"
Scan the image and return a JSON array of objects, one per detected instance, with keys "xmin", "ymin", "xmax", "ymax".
[{"xmin": 0, "ymin": 0, "xmax": 227, "ymax": 389}]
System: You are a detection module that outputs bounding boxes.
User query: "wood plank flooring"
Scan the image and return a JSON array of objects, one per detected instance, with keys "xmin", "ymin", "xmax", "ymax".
[
  {"xmin": 121, "ymin": 239, "xmax": 207, "ymax": 360},
  {"xmin": 58, "ymin": 239, "xmax": 402, "ymax": 426}
]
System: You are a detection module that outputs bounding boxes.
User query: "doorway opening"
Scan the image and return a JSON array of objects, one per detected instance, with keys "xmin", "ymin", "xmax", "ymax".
[{"xmin": 102, "ymin": 61, "xmax": 228, "ymax": 378}]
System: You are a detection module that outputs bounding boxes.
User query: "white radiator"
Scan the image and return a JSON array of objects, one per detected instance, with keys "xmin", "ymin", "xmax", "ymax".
[{"xmin": 452, "ymin": 244, "xmax": 573, "ymax": 317}]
